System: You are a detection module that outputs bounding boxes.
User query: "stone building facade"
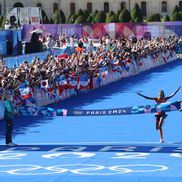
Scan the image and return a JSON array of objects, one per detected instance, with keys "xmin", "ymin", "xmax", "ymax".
[{"xmin": 0, "ymin": 0, "xmax": 181, "ymax": 18}]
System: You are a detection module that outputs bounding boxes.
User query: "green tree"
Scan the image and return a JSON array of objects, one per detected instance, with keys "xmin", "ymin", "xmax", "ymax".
[
  {"xmin": 147, "ymin": 13, "xmax": 161, "ymax": 22},
  {"xmin": 95, "ymin": 10, "xmax": 106, "ymax": 23},
  {"xmin": 84, "ymin": 10, "xmax": 90, "ymax": 19},
  {"xmin": 116, "ymin": 10, "xmax": 122, "ymax": 19},
  {"xmin": 77, "ymin": 9, "xmax": 85, "ymax": 16},
  {"xmin": 163, "ymin": 14, "xmax": 170, "ymax": 21},
  {"xmin": 171, "ymin": 11, "xmax": 181, "ymax": 21},
  {"xmin": 106, "ymin": 11, "xmax": 116, "ymax": 22},
  {"xmin": 59, "ymin": 10, "xmax": 66, "ymax": 23},
  {"xmin": 119, "ymin": 9, "xmax": 131, "ymax": 22},
  {"xmin": 66, "ymin": 13, "xmax": 74, "ymax": 23},
  {"xmin": 171, "ymin": 5, "xmax": 180, "ymax": 16},
  {"xmin": 107, "ymin": 10, "xmax": 115, "ymax": 17},
  {"xmin": 92, "ymin": 10, "xmax": 99, "ymax": 18},
  {"xmin": 106, "ymin": 14, "xmax": 118, "ymax": 23},
  {"xmin": 91, "ymin": 19, "xmax": 96, "ymax": 23},
  {"xmin": 49, "ymin": 18, "xmax": 54, "ymax": 24},
  {"xmin": 0, "ymin": 16, "xmax": 4, "ymax": 27},
  {"xmin": 42, "ymin": 15, "xmax": 49, "ymax": 24},
  {"xmin": 69, "ymin": 13, "xmax": 78, "ymax": 24},
  {"xmin": 52, "ymin": 10, "xmax": 60, "ymax": 24},
  {"xmin": 92, "ymin": 10, "xmax": 99, "ymax": 22},
  {"xmin": 131, "ymin": 3, "xmax": 143, "ymax": 22},
  {"xmin": 1, "ymin": 17, "xmax": 6, "ymax": 28},
  {"xmin": 180, "ymin": 11, "xmax": 182, "ymax": 20},
  {"xmin": 41, "ymin": 9, "xmax": 49, "ymax": 24},
  {"xmin": 87, "ymin": 15, "xmax": 93, "ymax": 23},
  {"xmin": 74, "ymin": 15, "xmax": 86, "ymax": 24}
]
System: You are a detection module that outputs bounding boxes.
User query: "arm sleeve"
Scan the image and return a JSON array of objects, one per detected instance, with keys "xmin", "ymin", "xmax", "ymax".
[{"xmin": 4, "ymin": 100, "xmax": 12, "ymax": 113}]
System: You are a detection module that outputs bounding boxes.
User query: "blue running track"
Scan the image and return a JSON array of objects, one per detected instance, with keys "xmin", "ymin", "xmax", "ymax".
[{"xmin": 0, "ymin": 59, "xmax": 182, "ymax": 182}]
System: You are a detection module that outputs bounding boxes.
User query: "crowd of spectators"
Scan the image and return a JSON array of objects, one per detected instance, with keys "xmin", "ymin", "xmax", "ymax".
[{"xmin": 0, "ymin": 35, "xmax": 178, "ymax": 107}]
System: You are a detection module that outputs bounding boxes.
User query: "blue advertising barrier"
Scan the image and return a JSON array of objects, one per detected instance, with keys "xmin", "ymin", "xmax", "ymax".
[
  {"xmin": 0, "ymin": 41, "xmax": 7, "ymax": 55},
  {"xmin": 0, "ymin": 29, "xmax": 22, "ymax": 56},
  {"xmin": 176, "ymin": 44, "xmax": 182, "ymax": 54}
]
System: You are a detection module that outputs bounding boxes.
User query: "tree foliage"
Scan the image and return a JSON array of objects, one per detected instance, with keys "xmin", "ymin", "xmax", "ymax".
[
  {"xmin": 66, "ymin": 13, "xmax": 74, "ymax": 23},
  {"xmin": 49, "ymin": 18, "xmax": 54, "ymax": 24},
  {"xmin": 119, "ymin": 9, "xmax": 131, "ymax": 22},
  {"xmin": 42, "ymin": 15, "xmax": 49, "ymax": 24},
  {"xmin": 59, "ymin": 10, "xmax": 66, "ymax": 23},
  {"xmin": 116, "ymin": 10, "xmax": 122, "ymax": 19},
  {"xmin": 131, "ymin": 3, "xmax": 143, "ymax": 22},
  {"xmin": 84, "ymin": 10, "xmax": 90, "ymax": 19},
  {"xmin": 92, "ymin": 10, "xmax": 99, "ymax": 21},
  {"xmin": 147, "ymin": 13, "xmax": 161, "ymax": 22},
  {"xmin": 172, "ymin": 5, "xmax": 180, "ymax": 16},
  {"xmin": 52, "ymin": 10, "xmax": 60, "ymax": 24},
  {"xmin": 74, "ymin": 15, "xmax": 86, "ymax": 24},
  {"xmin": 94, "ymin": 10, "xmax": 106, "ymax": 23},
  {"xmin": 68, "ymin": 13, "xmax": 78, "ymax": 24},
  {"xmin": 163, "ymin": 14, "xmax": 170, "ymax": 22},
  {"xmin": 171, "ymin": 11, "xmax": 181, "ymax": 21},
  {"xmin": 42, "ymin": 9, "xmax": 49, "ymax": 24},
  {"xmin": 0, "ymin": 16, "xmax": 4, "ymax": 28},
  {"xmin": 77, "ymin": 9, "xmax": 85, "ymax": 16},
  {"xmin": 106, "ymin": 14, "xmax": 118, "ymax": 23},
  {"xmin": 107, "ymin": 10, "xmax": 115, "ymax": 18},
  {"xmin": 87, "ymin": 15, "xmax": 93, "ymax": 23}
]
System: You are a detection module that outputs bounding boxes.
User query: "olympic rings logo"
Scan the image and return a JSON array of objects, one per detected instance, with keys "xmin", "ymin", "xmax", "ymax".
[
  {"xmin": 73, "ymin": 111, "xmax": 83, "ymax": 115},
  {"xmin": 0, "ymin": 164, "xmax": 168, "ymax": 175}
]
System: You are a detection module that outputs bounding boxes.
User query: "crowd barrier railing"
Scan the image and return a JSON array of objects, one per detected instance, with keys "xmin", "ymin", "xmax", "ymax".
[{"xmin": 0, "ymin": 50, "xmax": 177, "ymax": 119}]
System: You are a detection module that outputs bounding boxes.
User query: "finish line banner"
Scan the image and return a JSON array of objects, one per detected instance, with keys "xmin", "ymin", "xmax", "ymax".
[{"xmin": 18, "ymin": 101, "xmax": 181, "ymax": 117}]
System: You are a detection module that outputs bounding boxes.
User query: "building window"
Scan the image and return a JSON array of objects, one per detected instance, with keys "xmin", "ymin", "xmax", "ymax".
[
  {"xmin": 70, "ymin": 2, "xmax": 76, "ymax": 13},
  {"xmin": 141, "ymin": 1, "xmax": 147, "ymax": 17},
  {"xmin": 179, "ymin": 1, "xmax": 182, "ymax": 10},
  {"xmin": 36, "ymin": 3, "xmax": 42, "ymax": 8},
  {"xmin": 162, "ymin": 1, "xmax": 167, "ymax": 13},
  {"xmin": 120, "ymin": 2, "xmax": 126, "ymax": 10},
  {"xmin": 13, "ymin": 2, "xmax": 24, "ymax": 7},
  {"xmin": 87, "ymin": 2, "xmax": 92, "ymax": 13},
  {"xmin": 104, "ymin": 2, "xmax": 109, "ymax": 13},
  {"xmin": 53, "ymin": 3, "xmax": 59, "ymax": 13}
]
